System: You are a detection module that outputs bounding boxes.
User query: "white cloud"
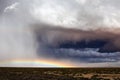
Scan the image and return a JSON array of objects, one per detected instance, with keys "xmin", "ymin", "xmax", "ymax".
[{"xmin": 4, "ymin": 2, "xmax": 19, "ymax": 13}]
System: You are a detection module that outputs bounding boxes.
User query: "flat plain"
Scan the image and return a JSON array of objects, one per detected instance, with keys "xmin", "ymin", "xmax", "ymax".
[{"xmin": 0, "ymin": 68, "xmax": 120, "ymax": 80}]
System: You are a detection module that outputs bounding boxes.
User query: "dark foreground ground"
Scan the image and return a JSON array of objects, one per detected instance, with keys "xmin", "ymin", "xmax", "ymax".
[{"xmin": 0, "ymin": 68, "xmax": 120, "ymax": 80}]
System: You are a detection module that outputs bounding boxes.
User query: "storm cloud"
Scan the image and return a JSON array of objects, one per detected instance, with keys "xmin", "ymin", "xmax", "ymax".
[
  {"xmin": 0, "ymin": 0, "xmax": 120, "ymax": 67},
  {"xmin": 35, "ymin": 26, "xmax": 120, "ymax": 63}
]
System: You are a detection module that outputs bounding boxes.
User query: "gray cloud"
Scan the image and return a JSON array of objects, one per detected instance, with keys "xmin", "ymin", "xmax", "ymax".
[
  {"xmin": 35, "ymin": 27, "xmax": 120, "ymax": 63},
  {"xmin": 51, "ymin": 48, "xmax": 120, "ymax": 63}
]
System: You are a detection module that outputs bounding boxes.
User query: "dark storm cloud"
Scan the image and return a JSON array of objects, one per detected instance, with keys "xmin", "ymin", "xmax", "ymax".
[
  {"xmin": 51, "ymin": 48, "xmax": 120, "ymax": 63},
  {"xmin": 34, "ymin": 26, "xmax": 120, "ymax": 63}
]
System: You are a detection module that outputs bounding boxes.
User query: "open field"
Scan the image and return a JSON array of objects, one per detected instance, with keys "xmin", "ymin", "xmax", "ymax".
[{"xmin": 0, "ymin": 68, "xmax": 120, "ymax": 80}]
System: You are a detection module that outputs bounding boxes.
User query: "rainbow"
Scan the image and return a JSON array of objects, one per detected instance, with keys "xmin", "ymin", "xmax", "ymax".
[{"xmin": 0, "ymin": 59, "xmax": 73, "ymax": 67}]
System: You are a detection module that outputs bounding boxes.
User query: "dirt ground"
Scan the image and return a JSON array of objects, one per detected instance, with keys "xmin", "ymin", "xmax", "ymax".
[{"xmin": 0, "ymin": 68, "xmax": 120, "ymax": 80}]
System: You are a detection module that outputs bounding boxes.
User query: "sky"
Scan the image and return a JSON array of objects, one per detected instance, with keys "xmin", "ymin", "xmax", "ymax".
[{"xmin": 0, "ymin": 0, "xmax": 120, "ymax": 67}]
